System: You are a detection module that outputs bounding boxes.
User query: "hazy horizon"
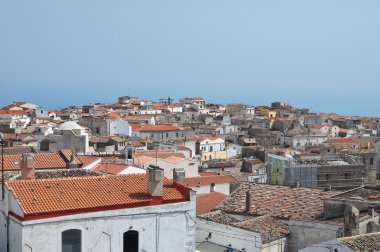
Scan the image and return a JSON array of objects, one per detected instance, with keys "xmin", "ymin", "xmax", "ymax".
[{"xmin": 1, "ymin": 0, "xmax": 379, "ymax": 116}]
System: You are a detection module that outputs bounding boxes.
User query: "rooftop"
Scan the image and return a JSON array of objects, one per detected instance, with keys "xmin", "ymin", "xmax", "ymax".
[
  {"xmin": 183, "ymin": 174, "xmax": 237, "ymax": 187},
  {"xmin": 198, "ymin": 210, "xmax": 239, "ymax": 225},
  {"xmin": 196, "ymin": 193, "xmax": 228, "ymax": 216},
  {"xmin": 1, "ymin": 150, "xmax": 82, "ymax": 171},
  {"xmin": 233, "ymin": 215, "xmax": 289, "ymax": 243},
  {"xmin": 6, "ymin": 174, "xmax": 191, "ymax": 219},
  {"xmin": 338, "ymin": 232, "xmax": 380, "ymax": 252},
  {"xmin": 330, "ymin": 186, "xmax": 380, "ymax": 202},
  {"xmin": 132, "ymin": 125, "xmax": 179, "ymax": 132},
  {"xmin": 217, "ymin": 183, "xmax": 336, "ymax": 221},
  {"xmin": 199, "ymin": 211, "xmax": 289, "ymax": 243}
]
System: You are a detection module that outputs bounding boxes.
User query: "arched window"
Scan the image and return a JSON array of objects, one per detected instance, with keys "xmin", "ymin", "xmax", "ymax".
[
  {"xmin": 62, "ymin": 229, "xmax": 81, "ymax": 252},
  {"xmin": 123, "ymin": 230, "xmax": 139, "ymax": 252}
]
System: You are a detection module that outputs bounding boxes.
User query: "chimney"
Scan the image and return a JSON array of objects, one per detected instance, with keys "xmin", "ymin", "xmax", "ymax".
[
  {"xmin": 245, "ymin": 190, "xmax": 251, "ymax": 213},
  {"xmin": 21, "ymin": 153, "xmax": 35, "ymax": 180},
  {"xmin": 66, "ymin": 152, "xmax": 78, "ymax": 169},
  {"xmin": 173, "ymin": 168, "xmax": 185, "ymax": 185},
  {"xmin": 147, "ymin": 165, "xmax": 164, "ymax": 197},
  {"xmin": 368, "ymin": 205, "xmax": 375, "ymax": 218}
]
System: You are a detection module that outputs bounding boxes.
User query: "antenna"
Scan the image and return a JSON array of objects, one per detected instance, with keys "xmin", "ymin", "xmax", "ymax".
[{"xmin": 159, "ymin": 97, "xmax": 174, "ymax": 105}]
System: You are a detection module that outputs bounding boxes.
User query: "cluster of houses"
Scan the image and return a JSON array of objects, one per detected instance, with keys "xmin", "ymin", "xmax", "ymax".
[{"xmin": 0, "ymin": 97, "xmax": 380, "ymax": 252}]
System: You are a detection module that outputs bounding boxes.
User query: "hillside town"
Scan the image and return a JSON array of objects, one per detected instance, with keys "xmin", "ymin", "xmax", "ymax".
[{"xmin": 0, "ymin": 96, "xmax": 380, "ymax": 252}]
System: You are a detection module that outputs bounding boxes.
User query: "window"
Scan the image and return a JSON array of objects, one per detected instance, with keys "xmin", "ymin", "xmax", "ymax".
[
  {"xmin": 95, "ymin": 127, "xmax": 100, "ymax": 134},
  {"xmin": 209, "ymin": 146, "xmax": 213, "ymax": 152},
  {"xmin": 370, "ymin": 158, "xmax": 374, "ymax": 165},
  {"xmin": 62, "ymin": 229, "xmax": 81, "ymax": 252},
  {"xmin": 166, "ymin": 133, "xmax": 169, "ymax": 138},
  {"xmin": 123, "ymin": 230, "xmax": 139, "ymax": 252}
]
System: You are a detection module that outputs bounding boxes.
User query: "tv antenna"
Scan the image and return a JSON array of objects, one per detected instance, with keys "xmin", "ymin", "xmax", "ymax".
[{"xmin": 159, "ymin": 97, "xmax": 174, "ymax": 105}]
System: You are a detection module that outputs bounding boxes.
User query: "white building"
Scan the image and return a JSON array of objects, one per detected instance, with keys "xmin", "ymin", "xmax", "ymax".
[
  {"xmin": 195, "ymin": 137, "xmax": 227, "ymax": 161},
  {"xmin": 0, "ymin": 164, "xmax": 196, "ymax": 252},
  {"xmin": 41, "ymin": 121, "xmax": 89, "ymax": 153},
  {"xmin": 282, "ymin": 134, "xmax": 328, "ymax": 150},
  {"xmin": 196, "ymin": 211, "xmax": 288, "ymax": 252}
]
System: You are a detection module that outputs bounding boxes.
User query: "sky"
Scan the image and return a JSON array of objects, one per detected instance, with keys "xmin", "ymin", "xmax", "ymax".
[{"xmin": 1, "ymin": 0, "xmax": 379, "ymax": 116}]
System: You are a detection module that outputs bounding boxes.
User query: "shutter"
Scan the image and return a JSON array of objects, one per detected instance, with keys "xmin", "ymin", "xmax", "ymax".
[{"xmin": 62, "ymin": 229, "xmax": 82, "ymax": 252}]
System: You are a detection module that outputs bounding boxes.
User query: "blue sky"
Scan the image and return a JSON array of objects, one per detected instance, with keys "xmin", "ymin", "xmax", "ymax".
[{"xmin": 1, "ymin": 0, "xmax": 379, "ymax": 116}]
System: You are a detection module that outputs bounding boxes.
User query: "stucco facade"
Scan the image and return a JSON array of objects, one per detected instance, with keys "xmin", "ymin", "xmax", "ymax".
[{"xmin": 1, "ymin": 190, "xmax": 196, "ymax": 252}]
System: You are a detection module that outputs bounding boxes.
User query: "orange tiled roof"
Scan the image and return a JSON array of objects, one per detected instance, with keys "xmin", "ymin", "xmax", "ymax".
[
  {"xmin": 124, "ymin": 115, "xmax": 154, "ymax": 120},
  {"xmin": 134, "ymin": 151, "xmax": 186, "ymax": 159},
  {"xmin": 196, "ymin": 192, "xmax": 227, "ymax": 215},
  {"xmin": 183, "ymin": 174, "xmax": 236, "ymax": 187},
  {"xmin": 92, "ymin": 163, "xmax": 129, "ymax": 174},
  {"xmin": 0, "ymin": 110, "xmax": 27, "ymax": 116},
  {"xmin": 330, "ymin": 138, "xmax": 358, "ymax": 144},
  {"xmin": 1, "ymin": 151, "xmax": 81, "ymax": 171},
  {"xmin": 60, "ymin": 150, "xmax": 83, "ymax": 166},
  {"xmin": 77, "ymin": 156, "xmax": 101, "ymax": 167},
  {"xmin": 177, "ymin": 145, "xmax": 189, "ymax": 151},
  {"xmin": 133, "ymin": 125, "xmax": 179, "ymax": 132},
  {"xmin": 130, "ymin": 141, "xmax": 145, "ymax": 147},
  {"xmin": 6, "ymin": 174, "xmax": 190, "ymax": 217},
  {"xmin": 1, "ymin": 133, "xmax": 29, "ymax": 141}
]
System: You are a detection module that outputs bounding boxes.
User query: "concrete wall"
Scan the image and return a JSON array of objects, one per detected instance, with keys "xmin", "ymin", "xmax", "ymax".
[
  {"xmin": 135, "ymin": 130, "xmax": 195, "ymax": 142},
  {"xmin": 135, "ymin": 158, "xmax": 198, "ymax": 178},
  {"xmin": 109, "ymin": 119, "xmax": 132, "ymax": 137},
  {"xmin": 47, "ymin": 130, "xmax": 89, "ymax": 153},
  {"xmin": 196, "ymin": 218, "xmax": 262, "ymax": 252},
  {"xmin": 201, "ymin": 151, "xmax": 227, "ymax": 161},
  {"xmin": 300, "ymin": 240, "xmax": 350, "ymax": 252},
  {"xmin": 191, "ymin": 183, "xmax": 230, "ymax": 195},
  {"xmin": 284, "ymin": 220, "xmax": 340, "ymax": 252}
]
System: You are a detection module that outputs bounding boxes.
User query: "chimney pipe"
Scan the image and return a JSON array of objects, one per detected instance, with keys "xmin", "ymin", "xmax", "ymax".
[
  {"xmin": 245, "ymin": 190, "xmax": 251, "ymax": 213},
  {"xmin": 21, "ymin": 153, "xmax": 35, "ymax": 180},
  {"xmin": 147, "ymin": 165, "xmax": 164, "ymax": 197},
  {"xmin": 173, "ymin": 168, "xmax": 185, "ymax": 185},
  {"xmin": 368, "ymin": 205, "xmax": 375, "ymax": 218}
]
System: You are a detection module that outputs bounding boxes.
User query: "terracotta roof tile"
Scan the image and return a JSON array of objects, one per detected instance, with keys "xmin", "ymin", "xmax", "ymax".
[
  {"xmin": 6, "ymin": 174, "xmax": 190, "ymax": 217},
  {"xmin": 329, "ymin": 138, "xmax": 358, "ymax": 144},
  {"xmin": 233, "ymin": 215, "xmax": 289, "ymax": 243},
  {"xmin": 338, "ymin": 232, "xmax": 380, "ymax": 251},
  {"xmin": 196, "ymin": 192, "xmax": 227, "ymax": 215},
  {"xmin": 1, "ymin": 151, "xmax": 81, "ymax": 171},
  {"xmin": 134, "ymin": 151, "xmax": 186, "ymax": 159},
  {"xmin": 77, "ymin": 156, "xmax": 102, "ymax": 167},
  {"xmin": 184, "ymin": 174, "xmax": 236, "ymax": 187},
  {"xmin": 217, "ymin": 183, "xmax": 336, "ymax": 221},
  {"xmin": 92, "ymin": 163, "xmax": 129, "ymax": 174},
  {"xmin": 133, "ymin": 125, "xmax": 179, "ymax": 132}
]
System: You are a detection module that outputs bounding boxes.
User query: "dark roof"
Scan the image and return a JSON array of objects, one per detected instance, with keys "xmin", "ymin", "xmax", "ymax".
[
  {"xmin": 232, "ymin": 215, "xmax": 289, "ymax": 243},
  {"xmin": 217, "ymin": 183, "xmax": 336, "ymax": 221},
  {"xmin": 339, "ymin": 232, "xmax": 380, "ymax": 251}
]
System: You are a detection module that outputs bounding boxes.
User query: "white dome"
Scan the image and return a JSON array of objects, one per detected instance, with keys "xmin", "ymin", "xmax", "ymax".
[{"xmin": 57, "ymin": 121, "xmax": 83, "ymax": 131}]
